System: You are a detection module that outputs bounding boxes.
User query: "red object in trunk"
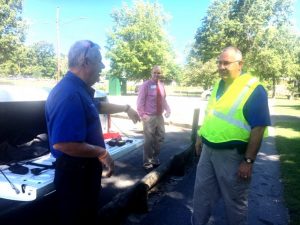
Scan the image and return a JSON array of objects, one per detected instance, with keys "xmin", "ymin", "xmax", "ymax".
[{"xmin": 103, "ymin": 132, "xmax": 121, "ymax": 140}]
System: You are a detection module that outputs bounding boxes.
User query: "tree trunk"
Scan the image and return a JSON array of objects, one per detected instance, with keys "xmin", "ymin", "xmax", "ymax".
[{"xmin": 272, "ymin": 76, "xmax": 276, "ymax": 98}]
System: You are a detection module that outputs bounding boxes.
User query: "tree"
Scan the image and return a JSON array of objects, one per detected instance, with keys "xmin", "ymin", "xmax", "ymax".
[
  {"xmin": 0, "ymin": 0, "xmax": 25, "ymax": 66},
  {"xmin": 182, "ymin": 58, "xmax": 218, "ymax": 89},
  {"xmin": 249, "ymin": 26, "xmax": 300, "ymax": 97},
  {"xmin": 105, "ymin": 0, "xmax": 179, "ymax": 87},
  {"xmin": 29, "ymin": 41, "xmax": 56, "ymax": 78},
  {"xmin": 186, "ymin": 0, "xmax": 300, "ymax": 94},
  {"xmin": 191, "ymin": 0, "xmax": 294, "ymax": 61},
  {"xmin": 0, "ymin": 44, "xmax": 28, "ymax": 76},
  {"xmin": 0, "ymin": 41, "xmax": 56, "ymax": 78},
  {"xmin": 190, "ymin": 0, "xmax": 233, "ymax": 62}
]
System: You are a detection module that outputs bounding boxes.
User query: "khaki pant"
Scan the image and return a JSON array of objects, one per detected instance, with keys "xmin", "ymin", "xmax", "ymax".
[
  {"xmin": 192, "ymin": 144, "xmax": 250, "ymax": 225},
  {"xmin": 142, "ymin": 115, "xmax": 165, "ymax": 165}
]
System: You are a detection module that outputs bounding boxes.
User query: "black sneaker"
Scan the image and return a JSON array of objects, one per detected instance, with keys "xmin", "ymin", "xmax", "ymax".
[
  {"xmin": 150, "ymin": 160, "xmax": 160, "ymax": 168},
  {"xmin": 152, "ymin": 163, "xmax": 160, "ymax": 168},
  {"xmin": 143, "ymin": 163, "xmax": 154, "ymax": 171}
]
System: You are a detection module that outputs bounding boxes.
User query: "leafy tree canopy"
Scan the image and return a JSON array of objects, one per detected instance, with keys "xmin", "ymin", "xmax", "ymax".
[
  {"xmin": 105, "ymin": 0, "xmax": 179, "ymax": 83},
  {"xmin": 184, "ymin": 0, "xmax": 300, "ymax": 95},
  {"xmin": 0, "ymin": 0, "xmax": 24, "ymax": 64}
]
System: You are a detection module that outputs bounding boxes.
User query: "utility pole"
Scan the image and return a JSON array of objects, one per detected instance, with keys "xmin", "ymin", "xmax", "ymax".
[
  {"xmin": 56, "ymin": 7, "xmax": 61, "ymax": 82},
  {"xmin": 55, "ymin": 7, "xmax": 87, "ymax": 82}
]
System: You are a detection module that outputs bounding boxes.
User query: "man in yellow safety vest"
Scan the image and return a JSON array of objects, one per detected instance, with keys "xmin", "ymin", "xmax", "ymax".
[{"xmin": 192, "ymin": 46, "xmax": 271, "ymax": 225}]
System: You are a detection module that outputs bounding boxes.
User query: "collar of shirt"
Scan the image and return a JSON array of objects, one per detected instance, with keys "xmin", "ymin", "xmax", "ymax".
[
  {"xmin": 217, "ymin": 73, "xmax": 245, "ymax": 99},
  {"xmin": 65, "ymin": 71, "xmax": 95, "ymax": 98},
  {"xmin": 216, "ymin": 80, "xmax": 225, "ymax": 100}
]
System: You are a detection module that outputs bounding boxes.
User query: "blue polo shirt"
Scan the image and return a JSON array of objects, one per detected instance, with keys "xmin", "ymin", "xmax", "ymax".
[
  {"xmin": 202, "ymin": 78, "xmax": 271, "ymax": 152},
  {"xmin": 45, "ymin": 71, "xmax": 105, "ymax": 158}
]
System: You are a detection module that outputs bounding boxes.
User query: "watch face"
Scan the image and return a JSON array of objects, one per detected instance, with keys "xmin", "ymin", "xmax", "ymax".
[{"xmin": 244, "ymin": 157, "xmax": 254, "ymax": 163}]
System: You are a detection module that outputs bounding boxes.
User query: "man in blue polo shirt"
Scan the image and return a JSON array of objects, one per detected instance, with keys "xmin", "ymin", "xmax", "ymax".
[
  {"xmin": 192, "ymin": 46, "xmax": 271, "ymax": 225},
  {"xmin": 45, "ymin": 40, "xmax": 140, "ymax": 225}
]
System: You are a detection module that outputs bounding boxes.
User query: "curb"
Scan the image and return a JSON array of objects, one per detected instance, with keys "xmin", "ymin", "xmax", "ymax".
[{"xmin": 97, "ymin": 144, "xmax": 195, "ymax": 225}]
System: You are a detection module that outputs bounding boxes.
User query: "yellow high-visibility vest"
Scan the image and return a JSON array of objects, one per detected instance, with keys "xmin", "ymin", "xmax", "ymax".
[{"xmin": 198, "ymin": 73, "xmax": 264, "ymax": 143}]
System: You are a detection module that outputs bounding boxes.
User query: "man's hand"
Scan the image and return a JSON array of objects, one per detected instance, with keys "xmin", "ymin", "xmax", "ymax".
[
  {"xmin": 238, "ymin": 161, "xmax": 253, "ymax": 180},
  {"xmin": 98, "ymin": 152, "xmax": 114, "ymax": 177},
  {"xmin": 127, "ymin": 107, "xmax": 140, "ymax": 123},
  {"xmin": 164, "ymin": 111, "xmax": 170, "ymax": 118},
  {"xmin": 195, "ymin": 136, "xmax": 202, "ymax": 156},
  {"xmin": 141, "ymin": 114, "xmax": 150, "ymax": 122}
]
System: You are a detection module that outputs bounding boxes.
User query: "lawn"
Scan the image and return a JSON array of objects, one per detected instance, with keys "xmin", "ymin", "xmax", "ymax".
[{"xmin": 272, "ymin": 99, "xmax": 300, "ymax": 225}]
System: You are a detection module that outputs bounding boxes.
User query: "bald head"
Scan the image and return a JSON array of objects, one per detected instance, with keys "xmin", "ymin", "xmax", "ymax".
[
  {"xmin": 218, "ymin": 46, "xmax": 243, "ymax": 83},
  {"xmin": 221, "ymin": 46, "xmax": 243, "ymax": 61}
]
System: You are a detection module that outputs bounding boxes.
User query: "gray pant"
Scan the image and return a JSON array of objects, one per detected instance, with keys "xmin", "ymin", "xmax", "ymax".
[
  {"xmin": 142, "ymin": 115, "xmax": 165, "ymax": 165},
  {"xmin": 192, "ymin": 144, "xmax": 250, "ymax": 225}
]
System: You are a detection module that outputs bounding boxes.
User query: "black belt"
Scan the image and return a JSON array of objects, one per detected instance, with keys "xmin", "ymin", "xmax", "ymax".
[{"xmin": 55, "ymin": 154, "xmax": 101, "ymax": 171}]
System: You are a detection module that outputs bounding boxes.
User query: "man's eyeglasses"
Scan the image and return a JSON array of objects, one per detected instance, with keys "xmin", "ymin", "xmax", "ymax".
[{"xmin": 216, "ymin": 60, "xmax": 241, "ymax": 67}]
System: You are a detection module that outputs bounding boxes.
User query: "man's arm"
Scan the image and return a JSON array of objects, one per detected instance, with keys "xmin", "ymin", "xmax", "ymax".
[
  {"xmin": 238, "ymin": 85, "xmax": 270, "ymax": 179},
  {"xmin": 160, "ymin": 83, "xmax": 171, "ymax": 116},
  {"xmin": 53, "ymin": 142, "xmax": 114, "ymax": 177},
  {"xmin": 53, "ymin": 142, "xmax": 106, "ymax": 158},
  {"xmin": 136, "ymin": 82, "xmax": 147, "ymax": 118},
  {"xmin": 162, "ymin": 92, "xmax": 171, "ymax": 117},
  {"xmin": 238, "ymin": 126, "xmax": 266, "ymax": 179},
  {"xmin": 99, "ymin": 102, "xmax": 140, "ymax": 123},
  {"xmin": 99, "ymin": 102, "xmax": 129, "ymax": 114},
  {"xmin": 244, "ymin": 126, "xmax": 266, "ymax": 160}
]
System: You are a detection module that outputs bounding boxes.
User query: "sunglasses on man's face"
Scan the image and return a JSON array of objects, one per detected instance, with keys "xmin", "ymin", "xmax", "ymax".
[{"xmin": 83, "ymin": 41, "xmax": 96, "ymax": 60}]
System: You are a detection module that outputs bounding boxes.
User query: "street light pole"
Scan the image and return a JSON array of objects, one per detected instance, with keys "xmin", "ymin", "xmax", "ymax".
[
  {"xmin": 55, "ymin": 7, "xmax": 87, "ymax": 82},
  {"xmin": 56, "ymin": 7, "xmax": 61, "ymax": 82}
]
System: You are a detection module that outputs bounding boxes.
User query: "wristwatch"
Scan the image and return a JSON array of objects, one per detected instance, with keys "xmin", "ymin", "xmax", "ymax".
[
  {"xmin": 124, "ymin": 104, "xmax": 131, "ymax": 113},
  {"xmin": 244, "ymin": 157, "xmax": 254, "ymax": 164}
]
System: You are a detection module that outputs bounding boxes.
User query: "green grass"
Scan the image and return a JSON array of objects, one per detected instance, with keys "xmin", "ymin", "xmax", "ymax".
[{"xmin": 273, "ymin": 99, "xmax": 300, "ymax": 225}]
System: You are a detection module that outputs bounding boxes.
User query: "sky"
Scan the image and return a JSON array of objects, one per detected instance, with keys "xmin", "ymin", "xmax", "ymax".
[
  {"xmin": 23, "ymin": 0, "xmax": 300, "ymax": 65},
  {"xmin": 22, "ymin": 0, "xmax": 210, "ymax": 65}
]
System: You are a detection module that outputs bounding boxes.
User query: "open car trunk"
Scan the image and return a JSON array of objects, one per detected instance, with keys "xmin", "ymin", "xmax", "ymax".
[{"xmin": 0, "ymin": 90, "xmax": 143, "ymax": 203}]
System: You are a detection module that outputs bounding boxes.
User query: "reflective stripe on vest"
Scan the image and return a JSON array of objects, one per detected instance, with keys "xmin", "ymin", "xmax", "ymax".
[{"xmin": 212, "ymin": 77, "xmax": 258, "ymax": 132}]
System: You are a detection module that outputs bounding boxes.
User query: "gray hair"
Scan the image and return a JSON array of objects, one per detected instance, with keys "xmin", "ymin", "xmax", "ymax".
[
  {"xmin": 68, "ymin": 40, "xmax": 101, "ymax": 68},
  {"xmin": 221, "ymin": 46, "xmax": 243, "ymax": 61},
  {"xmin": 151, "ymin": 65, "xmax": 162, "ymax": 73}
]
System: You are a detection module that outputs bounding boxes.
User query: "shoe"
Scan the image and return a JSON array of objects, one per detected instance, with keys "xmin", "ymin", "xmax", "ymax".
[
  {"xmin": 152, "ymin": 163, "xmax": 160, "ymax": 168},
  {"xmin": 143, "ymin": 163, "xmax": 154, "ymax": 171},
  {"xmin": 150, "ymin": 159, "xmax": 160, "ymax": 168}
]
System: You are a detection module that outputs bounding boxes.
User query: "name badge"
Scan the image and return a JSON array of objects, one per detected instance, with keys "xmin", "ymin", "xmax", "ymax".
[{"xmin": 150, "ymin": 85, "xmax": 157, "ymax": 89}]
